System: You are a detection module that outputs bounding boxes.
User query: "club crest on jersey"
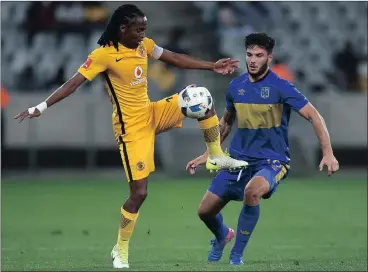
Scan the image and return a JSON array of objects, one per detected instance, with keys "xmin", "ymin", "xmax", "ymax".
[
  {"xmin": 238, "ymin": 89, "xmax": 245, "ymax": 96},
  {"xmin": 261, "ymin": 87, "xmax": 270, "ymax": 99},
  {"xmin": 138, "ymin": 45, "xmax": 146, "ymax": 58},
  {"xmin": 134, "ymin": 66, "xmax": 143, "ymax": 79}
]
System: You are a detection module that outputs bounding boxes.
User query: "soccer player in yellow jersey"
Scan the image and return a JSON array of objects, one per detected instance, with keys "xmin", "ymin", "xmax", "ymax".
[{"xmin": 14, "ymin": 4, "xmax": 248, "ymax": 269}]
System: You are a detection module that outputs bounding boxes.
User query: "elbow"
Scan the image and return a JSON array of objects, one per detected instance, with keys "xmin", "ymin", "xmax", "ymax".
[
  {"xmin": 314, "ymin": 111, "xmax": 325, "ymax": 124},
  {"xmin": 308, "ymin": 108, "xmax": 324, "ymax": 124}
]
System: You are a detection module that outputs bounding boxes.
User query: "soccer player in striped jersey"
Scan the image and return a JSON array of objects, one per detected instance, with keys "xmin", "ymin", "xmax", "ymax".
[{"xmin": 186, "ymin": 32, "xmax": 339, "ymax": 265}]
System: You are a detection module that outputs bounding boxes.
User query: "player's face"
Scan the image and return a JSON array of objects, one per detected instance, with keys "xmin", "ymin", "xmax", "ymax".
[
  {"xmin": 120, "ymin": 16, "xmax": 147, "ymax": 48},
  {"xmin": 246, "ymin": 46, "xmax": 272, "ymax": 78}
]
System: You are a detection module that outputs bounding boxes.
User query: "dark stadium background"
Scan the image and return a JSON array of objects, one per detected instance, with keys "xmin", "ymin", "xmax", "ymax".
[{"xmin": 1, "ymin": 1, "xmax": 367, "ymax": 271}]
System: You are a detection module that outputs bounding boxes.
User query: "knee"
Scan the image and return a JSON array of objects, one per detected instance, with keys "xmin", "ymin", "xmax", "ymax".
[
  {"xmin": 198, "ymin": 106, "xmax": 216, "ymax": 121},
  {"xmin": 131, "ymin": 189, "xmax": 148, "ymax": 204},
  {"xmin": 244, "ymin": 176, "xmax": 269, "ymax": 205},
  {"xmin": 198, "ymin": 206, "xmax": 211, "ymax": 221}
]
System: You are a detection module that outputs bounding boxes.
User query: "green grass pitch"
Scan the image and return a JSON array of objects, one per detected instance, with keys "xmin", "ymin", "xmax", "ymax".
[{"xmin": 2, "ymin": 177, "xmax": 367, "ymax": 271}]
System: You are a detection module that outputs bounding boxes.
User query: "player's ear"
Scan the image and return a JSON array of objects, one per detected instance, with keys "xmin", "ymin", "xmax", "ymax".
[
  {"xmin": 120, "ymin": 24, "xmax": 126, "ymax": 34},
  {"xmin": 268, "ymin": 54, "xmax": 273, "ymax": 65}
]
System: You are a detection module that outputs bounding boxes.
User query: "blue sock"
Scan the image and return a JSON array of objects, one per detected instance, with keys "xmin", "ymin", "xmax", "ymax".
[
  {"xmin": 231, "ymin": 204, "xmax": 260, "ymax": 256},
  {"xmin": 202, "ymin": 212, "xmax": 228, "ymax": 242},
  {"xmin": 215, "ymin": 213, "xmax": 230, "ymax": 240}
]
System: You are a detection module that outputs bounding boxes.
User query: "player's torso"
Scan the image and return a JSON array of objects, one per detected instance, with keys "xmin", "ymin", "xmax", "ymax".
[
  {"xmin": 231, "ymin": 74, "xmax": 283, "ymax": 130},
  {"xmin": 102, "ymin": 44, "xmax": 152, "ymax": 137},
  {"xmin": 229, "ymin": 72, "xmax": 290, "ymax": 164}
]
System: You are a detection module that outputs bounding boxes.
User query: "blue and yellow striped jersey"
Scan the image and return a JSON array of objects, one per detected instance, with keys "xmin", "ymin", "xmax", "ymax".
[{"xmin": 226, "ymin": 70, "xmax": 309, "ymax": 166}]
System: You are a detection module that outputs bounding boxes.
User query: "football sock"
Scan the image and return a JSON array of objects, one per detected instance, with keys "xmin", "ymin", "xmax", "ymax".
[
  {"xmin": 202, "ymin": 212, "xmax": 229, "ymax": 242},
  {"xmin": 116, "ymin": 208, "xmax": 139, "ymax": 259},
  {"xmin": 198, "ymin": 115, "xmax": 223, "ymax": 157},
  {"xmin": 231, "ymin": 204, "xmax": 260, "ymax": 256}
]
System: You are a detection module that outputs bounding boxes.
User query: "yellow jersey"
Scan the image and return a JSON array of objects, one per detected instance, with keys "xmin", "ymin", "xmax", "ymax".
[{"xmin": 78, "ymin": 37, "xmax": 159, "ymax": 140}]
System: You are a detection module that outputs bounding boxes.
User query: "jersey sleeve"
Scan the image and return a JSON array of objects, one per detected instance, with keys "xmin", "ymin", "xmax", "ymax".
[
  {"xmin": 78, "ymin": 47, "xmax": 108, "ymax": 81},
  {"xmin": 143, "ymin": 37, "xmax": 163, "ymax": 60},
  {"xmin": 280, "ymin": 81, "xmax": 309, "ymax": 112},
  {"xmin": 225, "ymin": 84, "xmax": 235, "ymax": 112}
]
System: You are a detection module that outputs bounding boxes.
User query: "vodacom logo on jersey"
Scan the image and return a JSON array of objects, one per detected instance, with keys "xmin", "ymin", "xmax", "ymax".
[
  {"xmin": 134, "ymin": 66, "xmax": 143, "ymax": 78},
  {"xmin": 130, "ymin": 66, "xmax": 146, "ymax": 86}
]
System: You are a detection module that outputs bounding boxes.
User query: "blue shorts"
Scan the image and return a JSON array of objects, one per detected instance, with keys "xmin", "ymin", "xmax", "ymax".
[{"xmin": 208, "ymin": 160, "xmax": 290, "ymax": 202}]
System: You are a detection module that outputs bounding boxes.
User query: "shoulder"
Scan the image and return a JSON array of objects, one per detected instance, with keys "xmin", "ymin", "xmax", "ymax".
[
  {"xmin": 268, "ymin": 70, "xmax": 296, "ymax": 91},
  {"xmin": 143, "ymin": 37, "xmax": 155, "ymax": 48},
  {"xmin": 90, "ymin": 46, "xmax": 110, "ymax": 58},
  {"xmin": 229, "ymin": 73, "xmax": 248, "ymax": 89}
]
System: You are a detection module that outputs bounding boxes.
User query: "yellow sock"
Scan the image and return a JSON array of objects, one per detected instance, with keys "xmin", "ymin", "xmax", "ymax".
[
  {"xmin": 116, "ymin": 208, "xmax": 139, "ymax": 262},
  {"xmin": 198, "ymin": 115, "xmax": 224, "ymax": 157}
]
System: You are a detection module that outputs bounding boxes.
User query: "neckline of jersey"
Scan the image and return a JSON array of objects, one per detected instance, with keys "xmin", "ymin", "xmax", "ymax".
[
  {"xmin": 118, "ymin": 42, "xmax": 140, "ymax": 51},
  {"xmin": 249, "ymin": 69, "xmax": 270, "ymax": 84}
]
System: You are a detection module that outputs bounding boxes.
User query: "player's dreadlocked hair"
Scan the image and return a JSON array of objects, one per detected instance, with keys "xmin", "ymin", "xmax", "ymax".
[
  {"xmin": 97, "ymin": 4, "xmax": 145, "ymax": 51},
  {"xmin": 244, "ymin": 32, "xmax": 276, "ymax": 54}
]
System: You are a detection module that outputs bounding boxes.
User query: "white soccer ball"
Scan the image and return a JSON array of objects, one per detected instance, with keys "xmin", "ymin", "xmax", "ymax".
[{"xmin": 178, "ymin": 84, "xmax": 213, "ymax": 119}]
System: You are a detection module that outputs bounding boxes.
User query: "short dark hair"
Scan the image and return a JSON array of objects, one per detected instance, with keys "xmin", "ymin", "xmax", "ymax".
[
  {"xmin": 97, "ymin": 4, "xmax": 145, "ymax": 51},
  {"xmin": 244, "ymin": 32, "xmax": 276, "ymax": 54}
]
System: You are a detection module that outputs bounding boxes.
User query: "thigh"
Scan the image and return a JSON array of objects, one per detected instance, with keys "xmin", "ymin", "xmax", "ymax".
[
  {"xmin": 208, "ymin": 170, "xmax": 251, "ymax": 202},
  {"xmin": 253, "ymin": 161, "xmax": 290, "ymax": 199},
  {"xmin": 152, "ymin": 93, "xmax": 185, "ymax": 134},
  {"xmin": 118, "ymin": 132, "xmax": 156, "ymax": 183}
]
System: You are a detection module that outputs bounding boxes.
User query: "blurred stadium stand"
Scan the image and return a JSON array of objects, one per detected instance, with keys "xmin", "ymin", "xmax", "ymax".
[{"xmin": 1, "ymin": 1, "xmax": 367, "ymax": 177}]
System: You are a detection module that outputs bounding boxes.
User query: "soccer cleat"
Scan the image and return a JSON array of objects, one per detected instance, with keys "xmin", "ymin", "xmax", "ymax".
[
  {"xmin": 111, "ymin": 245, "xmax": 129, "ymax": 269},
  {"xmin": 206, "ymin": 155, "xmax": 248, "ymax": 172},
  {"xmin": 208, "ymin": 228, "xmax": 235, "ymax": 262},
  {"xmin": 229, "ymin": 252, "xmax": 244, "ymax": 265}
]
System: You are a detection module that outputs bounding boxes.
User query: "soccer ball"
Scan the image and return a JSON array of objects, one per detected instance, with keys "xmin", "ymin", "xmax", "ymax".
[{"xmin": 178, "ymin": 84, "xmax": 213, "ymax": 119}]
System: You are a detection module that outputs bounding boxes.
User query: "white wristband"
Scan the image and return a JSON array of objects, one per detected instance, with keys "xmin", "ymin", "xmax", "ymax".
[{"xmin": 28, "ymin": 101, "xmax": 48, "ymax": 115}]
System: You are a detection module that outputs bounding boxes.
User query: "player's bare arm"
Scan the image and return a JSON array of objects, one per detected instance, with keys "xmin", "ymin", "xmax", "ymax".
[
  {"xmin": 14, "ymin": 73, "xmax": 86, "ymax": 123},
  {"xmin": 298, "ymin": 102, "xmax": 339, "ymax": 176},
  {"xmin": 159, "ymin": 49, "xmax": 240, "ymax": 75},
  {"xmin": 219, "ymin": 108, "xmax": 236, "ymax": 144},
  {"xmin": 186, "ymin": 108, "xmax": 236, "ymax": 175}
]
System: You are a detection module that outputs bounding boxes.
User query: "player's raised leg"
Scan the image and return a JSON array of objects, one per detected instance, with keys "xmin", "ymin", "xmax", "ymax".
[
  {"xmin": 198, "ymin": 190, "xmax": 235, "ymax": 262},
  {"xmin": 198, "ymin": 107, "xmax": 248, "ymax": 171},
  {"xmin": 179, "ymin": 85, "xmax": 248, "ymax": 171}
]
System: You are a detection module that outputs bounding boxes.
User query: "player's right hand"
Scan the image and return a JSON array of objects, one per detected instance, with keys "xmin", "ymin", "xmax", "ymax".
[
  {"xmin": 186, "ymin": 152, "xmax": 208, "ymax": 175},
  {"xmin": 14, "ymin": 108, "xmax": 41, "ymax": 123}
]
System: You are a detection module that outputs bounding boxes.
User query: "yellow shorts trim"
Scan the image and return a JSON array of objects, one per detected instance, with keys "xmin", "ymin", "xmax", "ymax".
[{"xmin": 275, "ymin": 164, "xmax": 290, "ymax": 183}]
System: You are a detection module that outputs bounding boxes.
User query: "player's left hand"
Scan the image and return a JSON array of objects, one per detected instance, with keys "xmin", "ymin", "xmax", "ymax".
[
  {"xmin": 213, "ymin": 58, "xmax": 240, "ymax": 75},
  {"xmin": 319, "ymin": 154, "xmax": 339, "ymax": 176}
]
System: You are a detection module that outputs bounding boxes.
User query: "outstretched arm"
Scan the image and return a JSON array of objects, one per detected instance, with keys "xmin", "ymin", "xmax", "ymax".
[
  {"xmin": 14, "ymin": 46, "xmax": 107, "ymax": 123},
  {"xmin": 281, "ymin": 81, "xmax": 339, "ymax": 176},
  {"xmin": 14, "ymin": 73, "xmax": 86, "ymax": 122},
  {"xmin": 45, "ymin": 73, "xmax": 86, "ymax": 108},
  {"xmin": 159, "ymin": 49, "xmax": 239, "ymax": 75},
  {"xmin": 298, "ymin": 103, "xmax": 339, "ymax": 176}
]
